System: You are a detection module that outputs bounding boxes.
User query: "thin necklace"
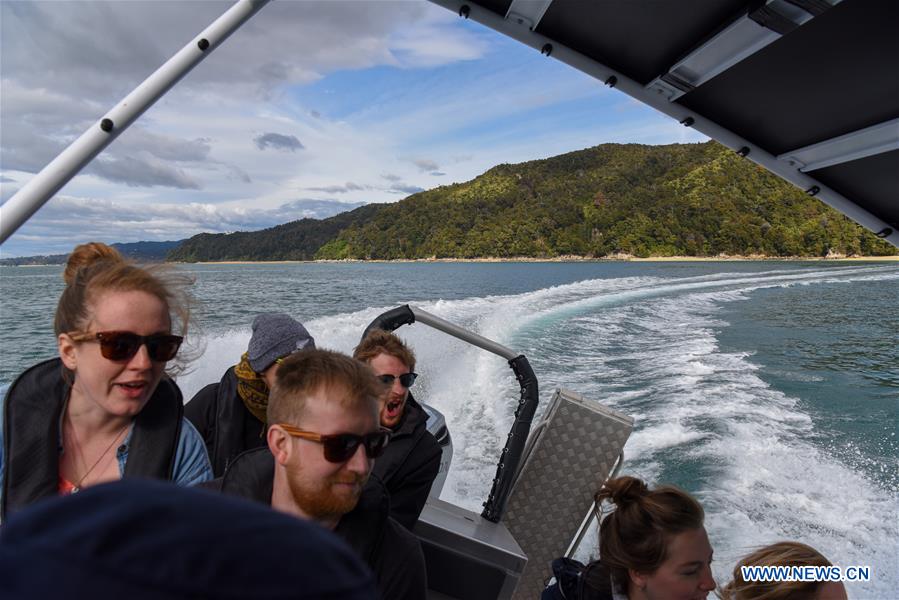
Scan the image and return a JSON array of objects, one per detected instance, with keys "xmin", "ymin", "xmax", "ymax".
[{"xmin": 72, "ymin": 422, "xmax": 131, "ymax": 493}]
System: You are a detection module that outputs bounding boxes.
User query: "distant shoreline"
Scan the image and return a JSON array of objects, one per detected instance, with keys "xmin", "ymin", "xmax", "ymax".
[
  {"xmin": 4, "ymin": 255, "xmax": 897, "ymax": 267},
  {"xmin": 182, "ymin": 255, "xmax": 899, "ymax": 265}
]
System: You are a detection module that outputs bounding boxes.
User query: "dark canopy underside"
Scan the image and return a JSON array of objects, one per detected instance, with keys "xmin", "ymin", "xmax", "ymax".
[{"xmin": 429, "ymin": 0, "xmax": 899, "ymax": 247}]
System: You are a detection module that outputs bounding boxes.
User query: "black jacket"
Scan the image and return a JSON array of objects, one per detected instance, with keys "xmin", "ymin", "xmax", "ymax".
[
  {"xmin": 1, "ymin": 358, "xmax": 183, "ymax": 520},
  {"xmin": 373, "ymin": 394, "xmax": 441, "ymax": 530},
  {"xmin": 185, "ymin": 367, "xmax": 266, "ymax": 477},
  {"xmin": 204, "ymin": 448, "xmax": 427, "ymax": 600},
  {"xmin": 542, "ymin": 558, "xmax": 615, "ymax": 600}
]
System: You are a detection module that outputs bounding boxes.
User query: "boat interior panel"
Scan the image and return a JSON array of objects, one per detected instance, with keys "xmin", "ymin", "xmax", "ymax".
[
  {"xmin": 535, "ymin": 0, "xmax": 749, "ymax": 85},
  {"xmin": 415, "ymin": 498, "xmax": 527, "ymax": 600},
  {"xmin": 679, "ymin": 0, "xmax": 899, "ymax": 155},
  {"xmin": 474, "ymin": 0, "xmax": 510, "ymax": 18},
  {"xmin": 810, "ymin": 150, "xmax": 899, "ymax": 229}
]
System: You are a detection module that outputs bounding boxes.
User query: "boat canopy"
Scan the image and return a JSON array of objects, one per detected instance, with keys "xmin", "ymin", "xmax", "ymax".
[{"xmin": 428, "ymin": 0, "xmax": 899, "ymax": 248}]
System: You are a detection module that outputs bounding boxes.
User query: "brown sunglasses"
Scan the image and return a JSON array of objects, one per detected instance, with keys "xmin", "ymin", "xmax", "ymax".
[
  {"xmin": 68, "ymin": 330, "xmax": 183, "ymax": 362},
  {"xmin": 277, "ymin": 423, "xmax": 391, "ymax": 463}
]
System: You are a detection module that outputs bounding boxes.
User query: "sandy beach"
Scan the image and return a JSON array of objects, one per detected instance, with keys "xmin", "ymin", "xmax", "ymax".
[{"xmin": 188, "ymin": 255, "xmax": 899, "ymax": 265}]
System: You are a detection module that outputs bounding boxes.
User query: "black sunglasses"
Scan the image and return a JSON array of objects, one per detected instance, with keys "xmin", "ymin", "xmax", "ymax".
[
  {"xmin": 377, "ymin": 372, "xmax": 418, "ymax": 388},
  {"xmin": 68, "ymin": 330, "xmax": 183, "ymax": 362},
  {"xmin": 277, "ymin": 424, "xmax": 392, "ymax": 463}
]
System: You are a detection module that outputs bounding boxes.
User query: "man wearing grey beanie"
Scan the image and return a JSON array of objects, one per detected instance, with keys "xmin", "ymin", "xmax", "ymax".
[{"xmin": 186, "ymin": 313, "xmax": 315, "ymax": 476}]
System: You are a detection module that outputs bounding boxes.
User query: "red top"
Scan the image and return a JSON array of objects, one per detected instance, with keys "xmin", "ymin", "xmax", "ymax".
[{"xmin": 58, "ymin": 475, "xmax": 77, "ymax": 495}]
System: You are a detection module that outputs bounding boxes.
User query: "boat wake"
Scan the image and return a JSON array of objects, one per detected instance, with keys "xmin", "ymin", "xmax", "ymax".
[{"xmin": 178, "ymin": 264, "xmax": 897, "ymax": 597}]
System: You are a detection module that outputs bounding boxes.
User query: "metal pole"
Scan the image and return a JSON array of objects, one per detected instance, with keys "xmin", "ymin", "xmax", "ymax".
[
  {"xmin": 0, "ymin": 0, "xmax": 270, "ymax": 245},
  {"xmin": 410, "ymin": 306, "xmax": 519, "ymax": 361}
]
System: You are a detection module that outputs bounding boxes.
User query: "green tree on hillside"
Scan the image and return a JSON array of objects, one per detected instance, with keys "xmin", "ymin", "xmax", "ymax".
[{"xmin": 169, "ymin": 141, "xmax": 896, "ymax": 262}]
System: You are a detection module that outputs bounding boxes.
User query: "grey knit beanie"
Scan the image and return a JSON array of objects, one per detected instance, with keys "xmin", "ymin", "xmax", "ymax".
[{"xmin": 247, "ymin": 313, "xmax": 315, "ymax": 372}]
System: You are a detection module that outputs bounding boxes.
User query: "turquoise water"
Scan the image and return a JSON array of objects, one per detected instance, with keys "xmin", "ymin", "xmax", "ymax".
[{"xmin": 2, "ymin": 261, "xmax": 897, "ymax": 597}]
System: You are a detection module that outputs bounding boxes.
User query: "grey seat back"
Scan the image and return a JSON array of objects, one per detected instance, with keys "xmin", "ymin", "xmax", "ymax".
[{"xmin": 503, "ymin": 388, "xmax": 633, "ymax": 600}]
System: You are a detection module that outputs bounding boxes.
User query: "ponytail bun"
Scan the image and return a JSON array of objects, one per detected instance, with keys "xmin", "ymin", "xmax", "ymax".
[
  {"xmin": 595, "ymin": 476, "xmax": 705, "ymax": 596},
  {"xmin": 63, "ymin": 242, "xmax": 124, "ymax": 285},
  {"xmin": 597, "ymin": 476, "xmax": 648, "ymax": 508}
]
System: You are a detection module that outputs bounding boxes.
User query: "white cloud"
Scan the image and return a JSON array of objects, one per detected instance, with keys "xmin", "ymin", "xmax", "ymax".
[
  {"xmin": 0, "ymin": 79, "xmax": 105, "ymax": 130},
  {"xmin": 115, "ymin": 130, "xmax": 212, "ymax": 162},
  {"xmin": 0, "ymin": 2, "xmax": 461, "ymax": 101},
  {"xmin": 2, "ymin": 195, "xmax": 368, "ymax": 257},
  {"xmin": 307, "ymin": 182, "xmax": 368, "ymax": 194},
  {"xmin": 389, "ymin": 183, "xmax": 425, "ymax": 195},
  {"xmin": 0, "ymin": 1, "xmax": 471, "ymax": 186},
  {"xmin": 389, "ymin": 19, "xmax": 489, "ymax": 67},
  {"xmin": 0, "ymin": 0, "xmax": 706, "ymax": 256},
  {"xmin": 87, "ymin": 155, "xmax": 202, "ymax": 190}
]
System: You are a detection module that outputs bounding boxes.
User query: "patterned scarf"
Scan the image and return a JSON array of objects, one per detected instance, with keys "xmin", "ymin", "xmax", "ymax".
[{"xmin": 234, "ymin": 352, "xmax": 269, "ymax": 425}]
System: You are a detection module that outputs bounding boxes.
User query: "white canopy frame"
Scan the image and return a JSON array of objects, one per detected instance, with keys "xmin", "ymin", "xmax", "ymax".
[{"xmin": 0, "ymin": 0, "xmax": 270, "ymax": 245}]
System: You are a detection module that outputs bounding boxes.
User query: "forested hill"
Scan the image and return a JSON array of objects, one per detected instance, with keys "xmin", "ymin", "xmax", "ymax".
[
  {"xmin": 168, "ymin": 204, "xmax": 381, "ymax": 262},
  {"xmin": 167, "ymin": 141, "xmax": 896, "ymax": 261}
]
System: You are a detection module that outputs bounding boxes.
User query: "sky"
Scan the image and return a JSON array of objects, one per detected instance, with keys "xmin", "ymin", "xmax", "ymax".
[{"xmin": 0, "ymin": 0, "xmax": 707, "ymax": 258}]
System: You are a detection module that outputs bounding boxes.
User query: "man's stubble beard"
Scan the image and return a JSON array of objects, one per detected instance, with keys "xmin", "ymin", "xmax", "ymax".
[{"xmin": 286, "ymin": 467, "xmax": 369, "ymax": 521}]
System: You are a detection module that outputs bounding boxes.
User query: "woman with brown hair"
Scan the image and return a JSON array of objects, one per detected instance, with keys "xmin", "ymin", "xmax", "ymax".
[
  {"xmin": 1, "ymin": 242, "xmax": 212, "ymax": 519},
  {"xmin": 720, "ymin": 542, "xmax": 847, "ymax": 600},
  {"xmin": 543, "ymin": 476, "xmax": 716, "ymax": 600}
]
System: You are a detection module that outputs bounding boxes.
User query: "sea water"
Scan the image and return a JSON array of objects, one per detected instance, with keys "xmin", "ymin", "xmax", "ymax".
[{"xmin": 2, "ymin": 261, "xmax": 897, "ymax": 597}]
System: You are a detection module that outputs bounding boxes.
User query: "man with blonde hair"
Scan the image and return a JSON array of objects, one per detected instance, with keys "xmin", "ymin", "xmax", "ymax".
[
  {"xmin": 354, "ymin": 330, "xmax": 441, "ymax": 530},
  {"xmin": 205, "ymin": 349, "xmax": 426, "ymax": 600}
]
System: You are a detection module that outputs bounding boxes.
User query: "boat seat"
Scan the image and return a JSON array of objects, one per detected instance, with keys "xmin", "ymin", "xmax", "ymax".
[
  {"xmin": 415, "ymin": 388, "xmax": 632, "ymax": 600},
  {"xmin": 415, "ymin": 497, "xmax": 526, "ymax": 600},
  {"xmin": 503, "ymin": 388, "xmax": 634, "ymax": 600}
]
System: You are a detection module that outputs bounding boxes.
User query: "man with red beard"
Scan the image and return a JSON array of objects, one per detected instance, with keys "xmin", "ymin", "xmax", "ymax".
[
  {"xmin": 204, "ymin": 349, "xmax": 426, "ymax": 600},
  {"xmin": 353, "ymin": 331, "xmax": 441, "ymax": 530}
]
